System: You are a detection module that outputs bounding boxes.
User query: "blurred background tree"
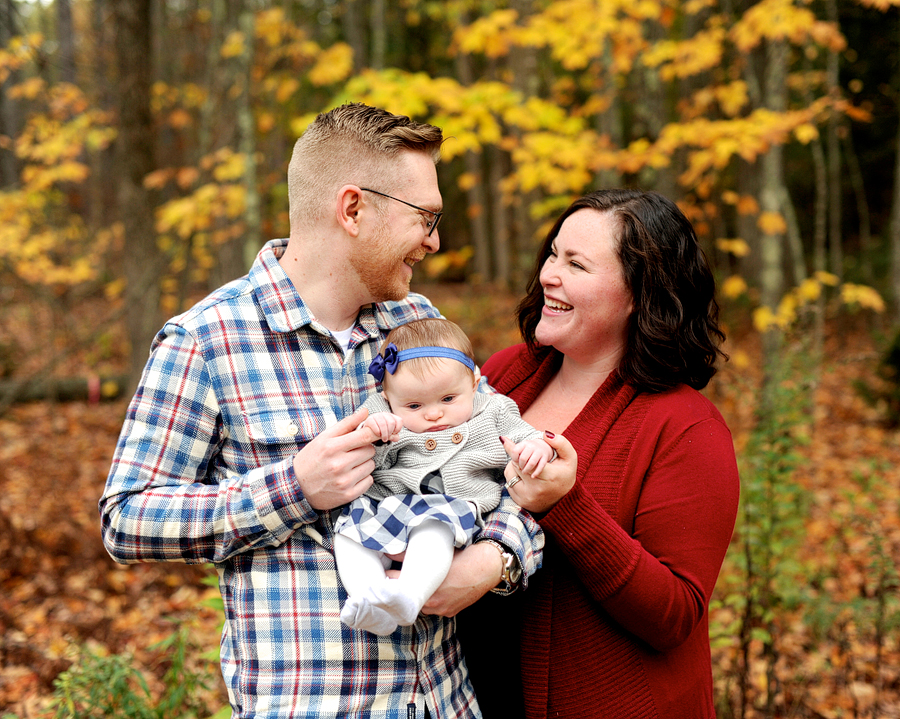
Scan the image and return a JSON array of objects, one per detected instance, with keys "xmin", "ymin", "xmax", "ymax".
[{"xmin": 0, "ymin": 0, "xmax": 896, "ymax": 392}]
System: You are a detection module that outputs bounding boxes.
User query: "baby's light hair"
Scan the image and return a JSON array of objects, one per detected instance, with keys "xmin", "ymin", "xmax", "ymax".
[{"xmin": 379, "ymin": 319, "xmax": 475, "ymax": 386}]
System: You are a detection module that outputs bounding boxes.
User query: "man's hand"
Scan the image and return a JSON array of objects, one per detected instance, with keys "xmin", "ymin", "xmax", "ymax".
[
  {"xmin": 419, "ymin": 542, "xmax": 503, "ymax": 617},
  {"xmin": 293, "ymin": 406, "xmax": 378, "ymax": 510}
]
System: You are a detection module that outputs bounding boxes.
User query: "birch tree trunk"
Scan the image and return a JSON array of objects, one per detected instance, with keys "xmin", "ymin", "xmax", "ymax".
[{"xmin": 758, "ymin": 39, "xmax": 789, "ymax": 362}]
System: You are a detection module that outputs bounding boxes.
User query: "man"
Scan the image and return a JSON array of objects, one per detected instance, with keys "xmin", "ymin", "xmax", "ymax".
[{"xmin": 100, "ymin": 103, "xmax": 542, "ymax": 719}]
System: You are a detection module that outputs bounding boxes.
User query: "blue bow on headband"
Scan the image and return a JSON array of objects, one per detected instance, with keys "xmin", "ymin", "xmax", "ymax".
[
  {"xmin": 368, "ymin": 343, "xmax": 476, "ymax": 382},
  {"xmin": 368, "ymin": 343, "xmax": 400, "ymax": 382}
]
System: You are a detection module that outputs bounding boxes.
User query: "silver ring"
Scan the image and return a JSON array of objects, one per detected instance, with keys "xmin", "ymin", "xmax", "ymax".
[{"xmin": 505, "ymin": 475, "xmax": 522, "ymax": 489}]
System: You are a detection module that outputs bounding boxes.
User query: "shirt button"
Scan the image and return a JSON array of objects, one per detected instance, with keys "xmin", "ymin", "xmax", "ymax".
[
  {"xmin": 424, "ymin": 438, "xmax": 437, "ymax": 451},
  {"xmin": 451, "ymin": 432, "xmax": 463, "ymax": 444}
]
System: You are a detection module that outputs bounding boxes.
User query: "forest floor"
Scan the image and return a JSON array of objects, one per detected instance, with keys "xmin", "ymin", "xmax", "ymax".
[{"xmin": 1, "ymin": 285, "xmax": 899, "ymax": 717}]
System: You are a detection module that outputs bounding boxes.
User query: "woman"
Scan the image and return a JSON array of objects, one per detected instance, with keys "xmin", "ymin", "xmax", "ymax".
[{"xmin": 458, "ymin": 189, "xmax": 740, "ymax": 718}]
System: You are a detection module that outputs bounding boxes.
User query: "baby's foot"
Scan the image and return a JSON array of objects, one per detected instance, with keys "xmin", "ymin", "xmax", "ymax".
[
  {"xmin": 367, "ymin": 580, "xmax": 422, "ymax": 626},
  {"xmin": 340, "ymin": 595, "xmax": 398, "ymax": 636}
]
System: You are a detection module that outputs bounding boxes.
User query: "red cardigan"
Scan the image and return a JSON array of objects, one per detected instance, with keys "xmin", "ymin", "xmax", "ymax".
[{"xmin": 459, "ymin": 345, "xmax": 740, "ymax": 719}]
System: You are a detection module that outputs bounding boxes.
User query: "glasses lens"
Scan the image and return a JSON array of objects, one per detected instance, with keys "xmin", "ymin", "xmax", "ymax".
[{"xmin": 428, "ymin": 213, "xmax": 442, "ymax": 237}]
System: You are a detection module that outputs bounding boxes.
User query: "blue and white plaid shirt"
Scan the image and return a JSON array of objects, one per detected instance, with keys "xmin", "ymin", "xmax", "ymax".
[{"xmin": 100, "ymin": 239, "xmax": 543, "ymax": 719}]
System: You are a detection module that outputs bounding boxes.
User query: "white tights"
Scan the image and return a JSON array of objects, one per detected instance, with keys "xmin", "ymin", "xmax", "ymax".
[{"xmin": 335, "ymin": 520, "xmax": 455, "ymax": 636}]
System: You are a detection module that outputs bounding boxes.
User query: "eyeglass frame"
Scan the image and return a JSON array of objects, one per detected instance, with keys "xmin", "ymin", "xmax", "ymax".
[{"xmin": 359, "ymin": 187, "xmax": 443, "ymax": 237}]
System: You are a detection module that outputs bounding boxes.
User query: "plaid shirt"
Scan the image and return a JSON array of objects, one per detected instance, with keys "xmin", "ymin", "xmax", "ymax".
[{"xmin": 100, "ymin": 239, "xmax": 543, "ymax": 719}]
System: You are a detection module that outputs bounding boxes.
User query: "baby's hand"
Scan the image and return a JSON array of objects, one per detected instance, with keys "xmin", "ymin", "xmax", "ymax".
[
  {"xmin": 361, "ymin": 412, "xmax": 403, "ymax": 443},
  {"xmin": 502, "ymin": 436, "xmax": 555, "ymax": 477}
]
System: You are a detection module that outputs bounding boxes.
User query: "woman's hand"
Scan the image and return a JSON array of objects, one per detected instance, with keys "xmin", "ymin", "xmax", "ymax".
[{"xmin": 501, "ymin": 431, "xmax": 577, "ymax": 514}]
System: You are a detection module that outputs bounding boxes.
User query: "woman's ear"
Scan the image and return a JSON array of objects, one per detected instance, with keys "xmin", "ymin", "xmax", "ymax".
[{"xmin": 336, "ymin": 185, "xmax": 363, "ymax": 237}]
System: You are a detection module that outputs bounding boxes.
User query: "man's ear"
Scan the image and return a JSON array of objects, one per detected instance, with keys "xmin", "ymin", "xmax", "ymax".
[{"xmin": 336, "ymin": 185, "xmax": 363, "ymax": 237}]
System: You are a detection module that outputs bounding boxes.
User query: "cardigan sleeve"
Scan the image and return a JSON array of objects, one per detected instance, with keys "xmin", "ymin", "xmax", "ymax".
[{"xmin": 539, "ymin": 412, "xmax": 739, "ymax": 652}]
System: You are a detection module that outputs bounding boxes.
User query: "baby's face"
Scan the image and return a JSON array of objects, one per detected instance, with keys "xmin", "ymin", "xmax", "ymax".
[{"xmin": 383, "ymin": 358, "xmax": 477, "ymax": 434}]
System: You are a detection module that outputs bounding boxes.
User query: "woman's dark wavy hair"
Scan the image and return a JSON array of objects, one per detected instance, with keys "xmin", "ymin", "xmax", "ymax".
[{"xmin": 517, "ymin": 189, "xmax": 727, "ymax": 392}]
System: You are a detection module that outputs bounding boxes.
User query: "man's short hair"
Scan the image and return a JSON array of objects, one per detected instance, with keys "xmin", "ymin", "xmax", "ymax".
[{"xmin": 287, "ymin": 103, "xmax": 444, "ymax": 233}]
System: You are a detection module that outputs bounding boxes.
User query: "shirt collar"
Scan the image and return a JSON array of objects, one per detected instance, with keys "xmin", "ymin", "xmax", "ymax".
[{"xmin": 249, "ymin": 239, "xmax": 402, "ymax": 341}]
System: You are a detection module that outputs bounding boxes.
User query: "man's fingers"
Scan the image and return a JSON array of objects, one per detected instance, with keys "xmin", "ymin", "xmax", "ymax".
[{"xmin": 322, "ymin": 406, "xmax": 370, "ymax": 438}]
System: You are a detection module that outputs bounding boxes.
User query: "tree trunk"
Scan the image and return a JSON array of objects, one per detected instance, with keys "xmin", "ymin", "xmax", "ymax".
[
  {"xmin": 509, "ymin": 0, "xmax": 541, "ymax": 292},
  {"xmin": 595, "ymin": 39, "xmax": 624, "ymax": 189},
  {"xmin": 826, "ymin": 0, "xmax": 843, "ymax": 282},
  {"xmin": 843, "ymin": 126, "xmax": 872, "ymax": 283},
  {"xmin": 238, "ymin": 7, "xmax": 262, "ymax": 271},
  {"xmin": 114, "ymin": 0, "xmax": 163, "ymax": 391},
  {"xmin": 0, "ymin": 0, "xmax": 19, "ymax": 188},
  {"xmin": 488, "ymin": 142, "xmax": 512, "ymax": 287},
  {"xmin": 370, "ymin": 0, "xmax": 386, "ymax": 69},
  {"xmin": 57, "ymin": 0, "xmax": 76, "ymax": 84},
  {"xmin": 889, "ymin": 114, "xmax": 900, "ymax": 317},
  {"xmin": 759, "ymin": 39, "xmax": 789, "ymax": 365},
  {"xmin": 759, "ymin": 40, "xmax": 788, "ymax": 308},
  {"xmin": 455, "ymin": 38, "xmax": 492, "ymax": 283},
  {"xmin": 341, "ymin": 0, "xmax": 366, "ymax": 72}
]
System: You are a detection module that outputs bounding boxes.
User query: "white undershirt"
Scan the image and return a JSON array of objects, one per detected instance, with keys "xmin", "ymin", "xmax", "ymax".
[{"xmin": 332, "ymin": 325, "xmax": 355, "ymax": 355}]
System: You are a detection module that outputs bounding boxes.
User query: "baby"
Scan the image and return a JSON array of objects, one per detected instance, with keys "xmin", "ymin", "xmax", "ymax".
[{"xmin": 333, "ymin": 318, "xmax": 553, "ymax": 636}]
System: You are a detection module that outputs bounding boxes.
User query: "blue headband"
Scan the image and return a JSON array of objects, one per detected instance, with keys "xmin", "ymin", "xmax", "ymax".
[{"xmin": 368, "ymin": 343, "xmax": 476, "ymax": 382}]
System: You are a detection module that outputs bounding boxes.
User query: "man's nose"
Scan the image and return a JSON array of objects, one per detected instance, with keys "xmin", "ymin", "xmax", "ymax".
[{"xmin": 423, "ymin": 228, "xmax": 439, "ymax": 254}]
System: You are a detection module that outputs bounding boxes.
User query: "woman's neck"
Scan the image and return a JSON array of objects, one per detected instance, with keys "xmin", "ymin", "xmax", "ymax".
[
  {"xmin": 553, "ymin": 351, "xmax": 618, "ymax": 398},
  {"xmin": 521, "ymin": 352, "xmax": 617, "ymax": 434}
]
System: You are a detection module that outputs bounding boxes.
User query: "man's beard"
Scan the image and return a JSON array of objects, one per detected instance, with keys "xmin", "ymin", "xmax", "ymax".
[{"xmin": 351, "ymin": 224, "xmax": 425, "ymax": 303}]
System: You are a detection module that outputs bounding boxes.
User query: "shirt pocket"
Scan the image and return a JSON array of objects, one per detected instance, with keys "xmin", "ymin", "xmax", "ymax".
[{"xmin": 229, "ymin": 407, "xmax": 329, "ymax": 467}]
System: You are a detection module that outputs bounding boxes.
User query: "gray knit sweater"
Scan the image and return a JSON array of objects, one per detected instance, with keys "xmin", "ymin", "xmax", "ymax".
[{"xmin": 361, "ymin": 391, "xmax": 543, "ymax": 515}]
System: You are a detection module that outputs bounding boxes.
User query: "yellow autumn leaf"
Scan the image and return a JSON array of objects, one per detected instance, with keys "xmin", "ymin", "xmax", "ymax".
[
  {"xmin": 757, "ymin": 211, "xmax": 787, "ymax": 235},
  {"xmin": 797, "ymin": 277, "xmax": 822, "ymax": 302},
  {"xmin": 308, "ymin": 43, "xmax": 353, "ymax": 86},
  {"xmin": 716, "ymin": 238, "xmax": 751, "ymax": 258},
  {"xmin": 794, "ymin": 123, "xmax": 819, "ymax": 144},
  {"xmin": 737, "ymin": 195, "xmax": 760, "ymax": 215},
  {"xmin": 213, "ymin": 152, "xmax": 246, "ymax": 182},
  {"xmin": 721, "ymin": 275, "xmax": 748, "ymax": 299},
  {"xmin": 752, "ymin": 306, "xmax": 779, "ymax": 332},
  {"xmin": 221, "ymin": 31, "xmax": 246, "ymax": 59},
  {"xmin": 840, "ymin": 283, "xmax": 886, "ymax": 312},
  {"xmin": 144, "ymin": 168, "xmax": 173, "ymax": 190},
  {"xmin": 9, "ymin": 76, "xmax": 45, "ymax": 99},
  {"xmin": 458, "ymin": 172, "xmax": 478, "ymax": 191},
  {"xmin": 176, "ymin": 167, "xmax": 200, "ymax": 189},
  {"xmin": 814, "ymin": 270, "xmax": 839, "ymax": 286}
]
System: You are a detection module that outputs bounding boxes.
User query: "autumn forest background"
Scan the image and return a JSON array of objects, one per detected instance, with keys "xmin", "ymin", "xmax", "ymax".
[{"xmin": 2, "ymin": 0, "xmax": 900, "ymax": 716}]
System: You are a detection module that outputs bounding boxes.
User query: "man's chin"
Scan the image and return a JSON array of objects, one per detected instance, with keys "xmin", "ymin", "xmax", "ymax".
[{"xmin": 371, "ymin": 284, "xmax": 410, "ymax": 304}]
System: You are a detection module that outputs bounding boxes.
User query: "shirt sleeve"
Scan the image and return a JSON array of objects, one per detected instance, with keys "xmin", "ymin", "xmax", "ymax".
[
  {"xmin": 539, "ymin": 416, "xmax": 739, "ymax": 651},
  {"xmin": 99, "ymin": 325, "xmax": 318, "ymax": 565},
  {"xmin": 476, "ymin": 490, "xmax": 544, "ymax": 588}
]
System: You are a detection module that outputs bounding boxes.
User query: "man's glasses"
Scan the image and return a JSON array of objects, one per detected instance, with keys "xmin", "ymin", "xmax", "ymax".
[{"xmin": 360, "ymin": 188, "xmax": 443, "ymax": 237}]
